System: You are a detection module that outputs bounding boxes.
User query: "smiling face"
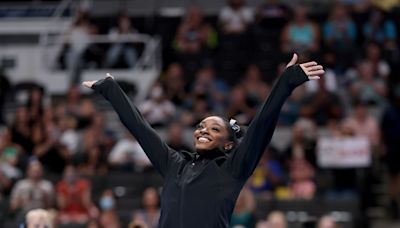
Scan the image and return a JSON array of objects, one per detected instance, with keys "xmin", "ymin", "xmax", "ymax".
[{"xmin": 193, "ymin": 116, "xmax": 233, "ymax": 152}]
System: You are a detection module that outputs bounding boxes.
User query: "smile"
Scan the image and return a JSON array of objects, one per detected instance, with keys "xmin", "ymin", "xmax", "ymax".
[{"xmin": 197, "ymin": 136, "xmax": 211, "ymax": 143}]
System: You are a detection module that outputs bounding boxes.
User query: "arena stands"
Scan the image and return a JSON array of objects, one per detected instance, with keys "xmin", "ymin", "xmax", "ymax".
[{"xmin": 1, "ymin": 0, "xmax": 400, "ymax": 227}]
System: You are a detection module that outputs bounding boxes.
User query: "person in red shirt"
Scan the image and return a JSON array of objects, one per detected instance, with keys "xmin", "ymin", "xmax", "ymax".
[{"xmin": 56, "ymin": 165, "xmax": 97, "ymax": 225}]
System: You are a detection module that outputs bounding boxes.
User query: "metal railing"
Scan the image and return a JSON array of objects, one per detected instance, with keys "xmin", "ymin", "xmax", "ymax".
[
  {"xmin": 40, "ymin": 33, "xmax": 162, "ymax": 72},
  {"xmin": 38, "ymin": 0, "xmax": 162, "ymax": 73}
]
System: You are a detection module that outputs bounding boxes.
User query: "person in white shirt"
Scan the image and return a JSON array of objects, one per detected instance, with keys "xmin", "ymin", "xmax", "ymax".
[
  {"xmin": 219, "ymin": 0, "xmax": 254, "ymax": 34},
  {"xmin": 139, "ymin": 84, "xmax": 176, "ymax": 127},
  {"xmin": 108, "ymin": 132, "xmax": 151, "ymax": 172},
  {"xmin": 10, "ymin": 160, "xmax": 54, "ymax": 219}
]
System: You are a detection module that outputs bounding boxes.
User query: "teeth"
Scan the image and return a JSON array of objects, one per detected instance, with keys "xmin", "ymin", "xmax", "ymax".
[{"xmin": 198, "ymin": 137, "xmax": 210, "ymax": 143}]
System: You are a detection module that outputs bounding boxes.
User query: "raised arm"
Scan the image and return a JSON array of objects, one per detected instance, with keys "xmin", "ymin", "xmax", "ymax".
[
  {"xmin": 226, "ymin": 54, "xmax": 324, "ymax": 180},
  {"xmin": 83, "ymin": 76, "xmax": 175, "ymax": 176}
]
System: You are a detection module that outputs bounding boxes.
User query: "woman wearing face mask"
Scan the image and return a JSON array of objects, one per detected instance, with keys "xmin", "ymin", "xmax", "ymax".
[
  {"xmin": 82, "ymin": 53, "xmax": 324, "ymax": 228},
  {"xmin": 98, "ymin": 189, "xmax": 120, "ymax": 228}
]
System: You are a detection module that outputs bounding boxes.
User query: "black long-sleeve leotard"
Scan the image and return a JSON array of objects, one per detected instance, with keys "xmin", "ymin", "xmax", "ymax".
[{"xmin": 92, "ymin": 64, "xmax": 308, "ymax": 228}]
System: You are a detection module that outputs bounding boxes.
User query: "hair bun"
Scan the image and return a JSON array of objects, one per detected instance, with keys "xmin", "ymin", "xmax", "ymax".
[{"xmin": 229, "ymin": 118, "xmax": 241, "ymax": 135}]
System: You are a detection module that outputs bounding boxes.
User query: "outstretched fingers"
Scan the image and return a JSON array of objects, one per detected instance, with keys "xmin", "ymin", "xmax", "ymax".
[
  {"xmin": 82, "ymin": 73, "xmax": 115, "ymax": 88},
  {"xmin": 300, "ymin": 61, "xmax": 325, "ymax": 80},
  {"xmin": 82, "ymin": 80, "xmax": 97, "ymax": 88},
  {"xmin": 302, "ymin": 61, "xmax": 318, "ymax": 67}
]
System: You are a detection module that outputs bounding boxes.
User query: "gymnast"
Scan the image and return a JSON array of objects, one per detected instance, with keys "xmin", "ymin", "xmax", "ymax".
[{"xmin": 82, "ymin": 53, "xmax": 324, "ymax": 228}]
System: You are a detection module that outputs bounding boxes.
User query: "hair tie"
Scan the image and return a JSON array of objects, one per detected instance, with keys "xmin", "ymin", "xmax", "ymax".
[{"xmin": 229, "ymin": 119, "xmax": 240, "ymax": 133}]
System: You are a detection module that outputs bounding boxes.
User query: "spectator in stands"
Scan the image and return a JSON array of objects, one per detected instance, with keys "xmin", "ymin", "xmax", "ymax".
[
  {"xmin": 0, "ymin": 127, "xmax": 23, "ymax": 176},
  {"xmin": 42, "ymin": 107, "xmax": 61, "ymax": 147},
  {"xmin": 255, "ymin": 0, "xmax": 290, "ymax": 31},
  {"xmin": 381, "ymin": 85, "xmax": 400, "ymax": 218},
  {"xmin": 174, "ymin": 6, "xmax": 217, "ymax": 54},
  {"xmin": 56, "ymin": 165, "xmax": 96, "ymax": 225},
  {"xmin": 166, "ymin": 122, "xmax": 192, "ymax": 152},
  {"xmin": 0, "ymin": 68, "xmax": 11, "ymax": 125},
  {"xmin": 10, "ymin": 160, "xmax": 54, "ymax": 219},
  {"xmin": 219, "ymin": 0, "xmax": 254, "ymax": 34},
  {"xmin": 281, "ymin": 6, "xmax": 320, "ymax": 55},
  {"xmin": 26, "ymin": 86, "xmax": 46, "ymax": 124},
  {"xmin": 77, "ymin": 127, "xmax": 108, "ymax": 176},
  {"xmin": 288, "ymin": 158, "xmax": 316, "ymax": 199},
  {"xmin": 105, "ymin": 12, "xmax": 138, "ymax": 68},
  {"xmin": 323, "ymin": 3, "xmax": 357, "ymax": 70},
  {"xmin": 128, "ymin": 219, "xmax": 149, "ymax": 228},
  {"xmin": 108, "ymin": 132, "xmax": 151, "ymax": 172},
  {"xmin": 299, "ymin": 77, "xmax": 343, "ymax": 126},
  {"xmin": 241, "ymin": 64, "xmax": 270, "ymax": 105},
  {"xmin": 63, "ymin": 9, "xmax": 94, "ymax": 85},
  {"xmin": 279, "ymin": 93, "xmax": 302, "ymax": 126},
  {"xmin": 181, "ymin": 93, "xmax": 213, "ymax": 127},
  {"xmin": 25, "ymin": 208, "xmax": 53, "ymax": 228},
  {"xmin": 0, "ymin": 128, "xmax": 22, "ymax": 197},
  {"xmin": 162, "ymin": 63, "xmax": 187, "ymax": 107},
  {"xmin": 132, "ymin": 187, "xmax": 160, "ymax": 228},
  {"xmin": 87, "ymin": 113, "xmax": 116, "ymax": 156},
  {"xmin": 325, "ymin": 120, "xmax": 362, "ymax": 200},
  {"xmin": 98, "ymin": 189, "xmax": 120, "ymax": 228},
  {"xmin": 248, "ymin": 147, "xmax": 284, "ymax": 195},
  {"xmin": 342, "ymin": 99, "xmax": 380, "ymax": 148},
  {"xmin": 0, "ymin": 167, "xmax": 12, "ymax": 198},
  {"xmin": 225, "ymin": 85, "xmax": 257, "ymax": 125},
  {"xmin": 139, "ymin": 83, "xmax": 176, "ymax": 127},
  {"xmin": 363, "ymin": 41, "xmax": 391, "ymax": 80},
  {"xmin": 11, "ymin": 106, "xmax": 34, "ymax": 155},
  {"xmin": 284, "ymin": 118, "xmax": 317, "ymax": 167},
  {"xmin": 65, "ymin": 85, "xmax": 82, "ymax": 117},
  {"xmin": 363, "ymin": 7, "xmax": 397, "ymax": 51},
  {"xmin": 230, "ymin": 187, "xmax": 256, "ymax": 227},
  {"xmin": 190, "ymin": 66, "xmax": 229, "ymax": 114},
  {"xmin": 349, "ymin": 61, "xmax": 387, "ymax": 107},
  {"xmin": 317, "ymin": 214, "xmax": 338, "ymax": 228},
  {"xmin": 76, "ymin": 98, "xmax": 96, "ymax": 129},
  {"xmin": 256, "ymin": 210, "xmax": 287, "ymax": 228},
  {"xmin": 59, "ymin": 115, "xmax": 80, "ymax": 157},
  {"xmin": 59, "ymin": 94, "xmax": 95, "ymax": 130},
  {"xmin": 32, "ymin": 122, "xmax": 68, "ymax": 174},
  {"xmin": 86, "ymin": 219, "xmax": 101, "ymax": 228}
]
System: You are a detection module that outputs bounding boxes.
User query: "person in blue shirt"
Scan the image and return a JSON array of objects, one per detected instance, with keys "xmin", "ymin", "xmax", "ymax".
[{"xmin": 363, "ymin": 8, "xmax": 397, "ymax": 50}]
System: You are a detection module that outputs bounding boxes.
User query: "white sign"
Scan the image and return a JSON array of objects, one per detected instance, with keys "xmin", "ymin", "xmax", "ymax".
[{"xmin": 317, "ymin": 137, "xmax": 371, "ymax": 168}]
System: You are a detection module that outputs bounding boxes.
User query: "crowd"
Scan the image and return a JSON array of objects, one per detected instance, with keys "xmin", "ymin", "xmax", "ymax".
[{"xmin": 1, "ymin": 0, "xmax": 400, "ymax": 227}]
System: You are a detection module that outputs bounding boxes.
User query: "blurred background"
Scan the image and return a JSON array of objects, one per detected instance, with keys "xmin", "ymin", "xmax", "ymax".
[{"xmin": 0, "ymin": 0, "xmax": 399, "ymax": 227}]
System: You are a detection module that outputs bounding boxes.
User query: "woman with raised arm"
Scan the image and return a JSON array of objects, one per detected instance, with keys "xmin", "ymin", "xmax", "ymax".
[{"xmin": 82, "ymin": 53, "xmax": 324, "ymax": 228}]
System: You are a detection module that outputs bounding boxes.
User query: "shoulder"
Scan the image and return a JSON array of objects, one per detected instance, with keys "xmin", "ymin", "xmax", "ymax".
[
  {"xmin": 40, "ymin": 180, "xmax": 54, "ymax": 189},
  {"xmin": 14, "ymin": 179, "xmax": 30, "ymax": 189}
]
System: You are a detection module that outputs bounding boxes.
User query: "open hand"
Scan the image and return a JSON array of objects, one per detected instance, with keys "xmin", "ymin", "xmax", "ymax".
[
  {"xmin": 286, "ymin": 53, "xmax": 325, "ymax": 80},
  {"xmin": 82, "ymin": 73, "xmax": 114, "ymax": 88}
]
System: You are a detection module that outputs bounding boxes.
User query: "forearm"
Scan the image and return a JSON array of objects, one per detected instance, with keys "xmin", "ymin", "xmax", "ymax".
[
  {"xmin": 228, "ymin": 65, "xmax": 308, "ymax": 179},
  {"xmin": 92, "ymin": 78, "xmax": 172, "ymax": 175}
]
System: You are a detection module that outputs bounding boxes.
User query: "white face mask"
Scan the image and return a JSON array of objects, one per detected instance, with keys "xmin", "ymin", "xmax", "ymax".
[{"xmin": 100, "ymin": 196, "xmax": 115, "ymax": 211}]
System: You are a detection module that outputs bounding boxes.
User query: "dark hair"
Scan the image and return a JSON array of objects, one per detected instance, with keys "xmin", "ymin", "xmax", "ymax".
[{"xmin": 217, "ymin": 116, "xmax": 245, "ymax": 146}]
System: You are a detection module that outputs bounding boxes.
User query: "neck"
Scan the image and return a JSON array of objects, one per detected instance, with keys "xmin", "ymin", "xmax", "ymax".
[
  {"xmin": 146, "ymin": 207, "xmax": 158, "ymax": 214},
  {"xmin": 195, "ymin": 148, "xmax": 226, "ymax": 160}
]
